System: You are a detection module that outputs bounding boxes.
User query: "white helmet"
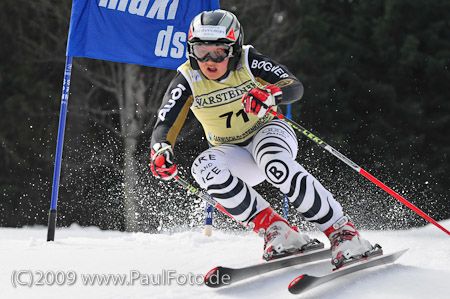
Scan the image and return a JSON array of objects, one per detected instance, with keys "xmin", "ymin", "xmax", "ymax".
[{"xmin": 187, "ymin": 10, "xmax": 244, "ymax": 71}]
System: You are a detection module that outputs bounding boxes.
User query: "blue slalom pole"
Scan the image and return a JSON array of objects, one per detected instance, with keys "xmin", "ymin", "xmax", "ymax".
[
  {"xmin": 204, "ymin": 144, "xmax": 215, "ymax": 236},
  {"xmin": 283, "ymin": 104, "xmax": 292, "ymax": 220},
  {"xmin": 204, "ymin": 202, "xmax": 214, "ymax": 236},
  {"xmin": 47, "ymin": 56, "xmax": 73, "ymax": 241}
]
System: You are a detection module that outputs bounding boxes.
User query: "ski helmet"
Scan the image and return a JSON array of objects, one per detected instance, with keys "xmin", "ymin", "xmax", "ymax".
[{"xmin": 187, "ymin": 10, "xmax": 244, "ymax": 71}]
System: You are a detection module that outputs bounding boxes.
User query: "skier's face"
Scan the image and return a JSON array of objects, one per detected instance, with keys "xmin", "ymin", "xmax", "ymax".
[{"xmin": 198, "ymin": 58, "xmax": 229, "ymax": 80}]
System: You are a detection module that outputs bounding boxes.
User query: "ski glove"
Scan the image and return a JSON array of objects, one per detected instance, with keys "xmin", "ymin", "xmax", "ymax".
[
  {"xmin": 151, "ymin": 142, "xmax": 178, "ymax": 181},
  {"xmin": 241, "ymin": 84, "xmax": 282, "ymax": 118}
]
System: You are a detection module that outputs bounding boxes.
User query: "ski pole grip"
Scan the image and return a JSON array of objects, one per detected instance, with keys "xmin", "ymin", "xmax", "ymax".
[{"xmin": 154, "ymin": 155, "xmax": 166, "ymax": 167}]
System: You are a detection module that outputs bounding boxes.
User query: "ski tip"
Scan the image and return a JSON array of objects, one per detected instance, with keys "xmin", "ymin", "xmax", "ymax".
[
  {"xmin": 288, "ymin": 274, "xmax": 319, "ymax": 294},
  {"xmin": 288, "ymin": 274, "xmax": 305, "ymax": 289},
  {"xmin": 204, "ymin": 266, "xmax": 234, "ymax": 288},
  {"xmin": 204, "ymin": 267, "xmax": 219, "ymax": 286}
]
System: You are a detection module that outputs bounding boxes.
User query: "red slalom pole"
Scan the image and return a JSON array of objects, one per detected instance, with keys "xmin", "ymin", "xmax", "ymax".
[{"xmin": 269, "ymin": 109, "xmax": 450, "ymax": 236}]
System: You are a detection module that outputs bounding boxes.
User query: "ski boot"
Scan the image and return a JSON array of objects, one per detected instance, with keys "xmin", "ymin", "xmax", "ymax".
[
  {"xmin": 324, "ymin": 215, "xmax": 381, "ymax": 269},
  {"xmin": 249, "ymin": 207, "xmax": 322, "ymax": 261}
]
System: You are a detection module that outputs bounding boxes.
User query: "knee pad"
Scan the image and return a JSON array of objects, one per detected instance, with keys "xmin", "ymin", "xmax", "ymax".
[{"xmin": 191, "ymin": 149, "xmax": 228, "ymax": 189}]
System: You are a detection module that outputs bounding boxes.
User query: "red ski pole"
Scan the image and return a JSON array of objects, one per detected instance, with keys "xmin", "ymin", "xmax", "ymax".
[{"xmin": 269, "ymin": 109, "xmax": 450, "ymax": 236}]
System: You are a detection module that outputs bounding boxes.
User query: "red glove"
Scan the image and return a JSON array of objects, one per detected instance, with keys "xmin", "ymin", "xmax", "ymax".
[
  {"xmin": 242, "ymin": 84, "xmax": 282, "ymax": 118},
  {"xmin": 151, "ymin": 142, "xmax": 178, "ymax": 180}
]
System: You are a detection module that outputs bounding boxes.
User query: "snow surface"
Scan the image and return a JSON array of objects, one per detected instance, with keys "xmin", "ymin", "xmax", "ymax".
[{"xmin": 1, "ymin": 221, "xmax": 449, "ymax": 299}]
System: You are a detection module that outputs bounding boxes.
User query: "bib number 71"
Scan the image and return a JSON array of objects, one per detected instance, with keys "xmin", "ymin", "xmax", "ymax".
[{"xmin": 219, "ymin": 109, "xmax": 250, "ymax": 128}]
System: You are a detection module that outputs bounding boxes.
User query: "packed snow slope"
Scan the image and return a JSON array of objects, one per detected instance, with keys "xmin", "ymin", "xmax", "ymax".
[{"xmin": 1, "ymin": 220, "xmax": 449, "ymax": 299}]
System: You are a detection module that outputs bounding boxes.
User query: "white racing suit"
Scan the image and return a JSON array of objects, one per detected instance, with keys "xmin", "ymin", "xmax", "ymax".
[{"xmin": 191, "ymin": 118, "xmax": 343, "ymax": 231}]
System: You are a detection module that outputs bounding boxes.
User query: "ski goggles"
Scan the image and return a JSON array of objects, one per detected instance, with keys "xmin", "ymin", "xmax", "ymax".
[{"xmin": 190, "ymin": 43, "xmax": 233, "ymax": 63}]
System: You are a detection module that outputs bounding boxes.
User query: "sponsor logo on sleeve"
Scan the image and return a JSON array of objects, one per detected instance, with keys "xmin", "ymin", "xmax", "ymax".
[
  {"xmin": 251, "ymin": 60, "xmax": 290, "ymax": 78},
  {"xmin": 158, "ymin": 83, "xmax": 186, "ymax": 121}
]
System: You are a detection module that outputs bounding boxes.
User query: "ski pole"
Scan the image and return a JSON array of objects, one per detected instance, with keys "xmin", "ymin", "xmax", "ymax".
[
  {"xmin": 268, "ymin": 108, "xmax": 450, "ymax": 236},
  {"xmin": 173, "ymin": 175, "xmax": 242, "ymax": 224}
]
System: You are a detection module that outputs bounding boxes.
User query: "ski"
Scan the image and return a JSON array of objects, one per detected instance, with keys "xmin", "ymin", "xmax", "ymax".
[
  {"xmin": 288, "ymin": 248, "xmax": 409, "ymax": 295},
  {"xmin": 204, "ymin": 244, "xmax": 330, "ymax": 288}
]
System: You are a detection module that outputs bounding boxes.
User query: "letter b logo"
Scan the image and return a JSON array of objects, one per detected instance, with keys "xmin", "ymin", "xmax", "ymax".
[{"xmin": 265, "ymin": 160, "xmax": 288, "ymax": 184}]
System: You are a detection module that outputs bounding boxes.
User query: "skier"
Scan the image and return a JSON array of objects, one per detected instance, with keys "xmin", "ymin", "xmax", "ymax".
[{"xmin": 150, "ymin": 9, "xmax": 374, "ymax": 266}]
